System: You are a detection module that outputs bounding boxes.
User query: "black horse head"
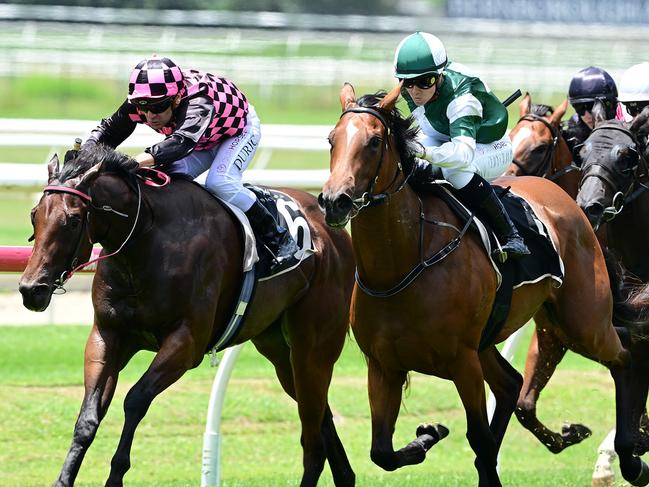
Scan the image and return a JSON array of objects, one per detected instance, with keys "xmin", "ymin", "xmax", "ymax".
[{"xmin": 576, "ymin": 105, "xmax": 648, "ymax": 231}]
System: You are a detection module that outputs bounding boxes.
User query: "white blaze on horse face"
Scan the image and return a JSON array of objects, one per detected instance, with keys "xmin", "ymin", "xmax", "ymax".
[
  {"xmin": 511, "ymin": 126, "xmax": 532, "ymax": 151},
  {"xmin": 345, "ymin": 119, "xmax": 360, "ymax": 149}
]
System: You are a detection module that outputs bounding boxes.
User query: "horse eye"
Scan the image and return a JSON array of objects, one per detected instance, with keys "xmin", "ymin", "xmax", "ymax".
[
  {"xmin": 369, "ymin": 137, "xmax": 382, "ymax": 149},
  {"xmin": 67, "ymin": 215, "xmax": 82, "ymax": 229}
]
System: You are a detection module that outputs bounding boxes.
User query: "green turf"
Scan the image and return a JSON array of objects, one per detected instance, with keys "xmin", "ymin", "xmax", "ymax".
[{"xmin": 0, "ymin": 324, "xmax": 624, "ymax": 486}]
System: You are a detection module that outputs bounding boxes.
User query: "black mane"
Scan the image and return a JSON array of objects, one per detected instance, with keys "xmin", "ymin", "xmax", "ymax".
[
  {"xmin": 356, "ymin": 91, "xmax": 421, "ymax": 174},
  {"xmin": 57, "ymin": 144, "xmax": 139, "ymax": 183}
]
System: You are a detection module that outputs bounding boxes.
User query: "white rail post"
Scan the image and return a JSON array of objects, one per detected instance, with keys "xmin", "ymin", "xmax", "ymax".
[
  {"xmin": 487, "ymin": 322, "xmax": 530, "ymax": 421},
  {"xmin": 201, "ymin": 343, "xmax": 245, "ymax": 487}
]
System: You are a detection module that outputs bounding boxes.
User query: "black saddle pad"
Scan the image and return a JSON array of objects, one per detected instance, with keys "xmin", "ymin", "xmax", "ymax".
[{"xmin": 432, "ymin": 183, "xmax": 564, "ymax": 351}]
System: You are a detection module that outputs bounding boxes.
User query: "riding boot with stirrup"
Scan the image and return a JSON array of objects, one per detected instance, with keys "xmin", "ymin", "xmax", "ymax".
[
  {"xmin": 456, "ymin": 173, "xmax": 530, "ymax": 263},
  {"xmin": 245, "ymin": 199, "xmax": 299, "ymax": 273}
]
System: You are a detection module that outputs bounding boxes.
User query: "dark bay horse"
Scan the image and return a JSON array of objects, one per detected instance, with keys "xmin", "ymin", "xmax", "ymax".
[
  {"xmin": 18, "ymin": 145, "xmax": 356, "ymax": 487},
  {"xmin": 318, "ymin": 83, "xmax": 649, "ymax": 487},
  {"xmin": 505, "ymin": 93, "xmax": 580, "ymax": 198},
  {"xmin": 578, "ymin": 106, "xmax": 649, "ymax": 280}
]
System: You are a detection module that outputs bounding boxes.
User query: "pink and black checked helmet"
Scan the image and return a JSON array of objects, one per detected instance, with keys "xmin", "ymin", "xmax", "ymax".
[{"xmin": 127, "ymin": 56, "xmax": 184, "ymax": 102}]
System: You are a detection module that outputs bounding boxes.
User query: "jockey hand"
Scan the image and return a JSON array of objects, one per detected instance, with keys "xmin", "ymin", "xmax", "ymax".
[{"xmin": 135, "ymin": 152, "xmax": 155, "ymax": 168}]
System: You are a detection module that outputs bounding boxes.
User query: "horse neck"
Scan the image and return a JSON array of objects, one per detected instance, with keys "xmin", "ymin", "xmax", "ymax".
[{"xmin": 351, "ymin": 179, "xmax": 425, "ymax": 284}]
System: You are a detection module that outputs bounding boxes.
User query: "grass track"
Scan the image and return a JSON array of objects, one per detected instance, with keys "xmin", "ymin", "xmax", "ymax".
[{"xmin": 0, "ymin": 325, "xmax": 626, "ymax": 486}]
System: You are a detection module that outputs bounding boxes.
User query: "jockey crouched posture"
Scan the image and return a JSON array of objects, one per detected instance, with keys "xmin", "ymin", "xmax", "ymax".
[
  {"xmin": 394, "ymin": 31, "xmax": 529, "ymax": 261},
  {"xmin": 83, "ymin": 56, "xmax": 298, "ymax": 270},
  {"xmin": 562, "ymin": 66, "xmax": 620, "ymax": 165}
]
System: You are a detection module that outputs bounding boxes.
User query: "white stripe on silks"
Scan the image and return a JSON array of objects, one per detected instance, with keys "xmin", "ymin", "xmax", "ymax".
[{"xmin": 447, "ymin": 93, "xmax": 483, "ymax": 122}]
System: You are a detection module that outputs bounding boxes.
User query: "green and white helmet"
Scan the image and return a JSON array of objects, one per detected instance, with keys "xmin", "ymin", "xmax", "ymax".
[
  {"xmin": 393, "ymin": 32, "xmax": 447, "ymax": 79},
  {"xmin": 618, "ymin": 62, "xmax": 649, "ymax": 103}
]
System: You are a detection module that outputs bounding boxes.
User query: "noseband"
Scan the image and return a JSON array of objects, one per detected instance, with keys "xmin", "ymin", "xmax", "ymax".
[
  {"xmin": 339, "ymin": 107, "xmax": 412, "ymax": 216},
  {"xmin": 511, "ymin": 113, "xmax": 579, "ymax": 181}
]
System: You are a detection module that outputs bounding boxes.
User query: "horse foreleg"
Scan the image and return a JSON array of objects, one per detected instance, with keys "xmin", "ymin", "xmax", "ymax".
[
  {"xmin": 253, "ymin": 320, "xmax": 355, "ymax": 487},
  {"xmin": 453, "ymin": 349, "xmax": 501, "ymax": 487},
  {"xmin": 104, "ymin": 324, "xmax": 199, "ymax": 487},
  {"xmin": 55, "ymin": 325, "xmax": 132, "ymax": 487},
  {"xmin": 480, "ymin": 346, "xmax": 523, "ymax": 451},
  {"xmin": 516, "ymin": 314, "xmax": 590, "ymax": 453},
  {"xmin": 610, "ymin": 327, "xmax": 649, "ymax": 487},
  {"xmin": 367, "ymin": 358, "xmax": 441, "ymax": 471}
]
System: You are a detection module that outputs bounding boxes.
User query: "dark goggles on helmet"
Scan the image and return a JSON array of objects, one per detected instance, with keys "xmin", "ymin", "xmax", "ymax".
[
  {"xmin": 573, "ymin": 102, "xmax": 594, "ymax": 116},
  {"xmin": 133, "ymin": 96, "xmax": 174, "ymax": 114},
  {"xmin": 624, "ymin": 101, "xmax": 649, "ymax": 118},
  {"xmin": 402, "ymin": 75, "xmax": 438, "ymax": 90}
]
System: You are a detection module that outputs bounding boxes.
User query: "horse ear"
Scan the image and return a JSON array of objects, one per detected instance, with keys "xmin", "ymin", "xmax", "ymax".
[
  {"xmin": 519, "ymin": 92, "xmax": 531, "ymax": 117},
  {"xmin": 47, "ymin": 154, "xmax": 60, "ymax": 183},
  {"xmin": 379, "ymin": 83, "xmax": 402, "ymax": 111},
  {"xmin": 550, "ymin": 99, "xmax": 569, "ymax": 126},
  {"xmin": 340, "ymin": 83, "xmax": 357, "ymax": 111},
  {"xmin": 592, "ymin": 100, "xmax": 608, "ymax": 125},
  {"xmin": 77, "ymin": 161, "xmax": 104, "ymax": 188},
  {"xmin": 630, "ymin": 105, "xmax": 649, "ymax": 140}
]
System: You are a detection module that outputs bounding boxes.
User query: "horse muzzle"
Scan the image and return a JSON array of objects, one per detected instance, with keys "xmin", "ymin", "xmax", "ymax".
[
  {"xmin": 318, "ymin": 191, "xmax": 353, "ymax": 228},
  {"xmin": 18, "ymin": 281, "xmax": 54, "ymax": 312}
]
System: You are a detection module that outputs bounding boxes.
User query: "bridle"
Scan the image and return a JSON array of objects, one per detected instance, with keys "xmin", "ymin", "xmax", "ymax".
[
  {"xmin": 511, "ymin": 113, "xmax": 580, "ymax": 182},
  {"xmin": 579, "ymin": 123, "xmax": 649, "ymax": 222},
  {"xmin": 338, "ymin": 106, "xmax": 413, "ymax": 218},
  {"xmin": 337, "ymin": 106, "xmax": 472, "ymax": 298},
  {"xmin": 37, "ymin": 171, "xmax": 155, "ymax": 292}
]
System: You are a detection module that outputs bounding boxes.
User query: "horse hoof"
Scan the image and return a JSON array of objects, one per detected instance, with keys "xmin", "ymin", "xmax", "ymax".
[
  {"xmin": 592, "ymin": 463, "xmax": 615, "ymax": 487},
  {"xmin": 416, "ymin": 423, "xmax": 450, "ymax": 442},
  {"xmin": 630, "ymin": 460, "xmax": 649, "ymax": 487},
  {"xmin": 561, "ymin": 423, "xmax": 592, "ymax": 444}
]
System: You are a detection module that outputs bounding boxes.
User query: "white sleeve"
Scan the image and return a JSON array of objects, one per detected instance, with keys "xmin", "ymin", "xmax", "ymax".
[{"xmin": 421, "ymin": 135, "xmax": 476, "ymax": 170}]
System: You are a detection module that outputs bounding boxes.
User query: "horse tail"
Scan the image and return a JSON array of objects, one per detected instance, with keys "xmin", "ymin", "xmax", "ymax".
[{"xmin": 605, "ymin": 247, "xmax": 649, "ymax": 331}]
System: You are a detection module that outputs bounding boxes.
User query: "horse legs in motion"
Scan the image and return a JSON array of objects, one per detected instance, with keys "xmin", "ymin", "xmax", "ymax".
[{"xmin": 515, "ymin": 309, "xmax": 591, "ymax": 453}]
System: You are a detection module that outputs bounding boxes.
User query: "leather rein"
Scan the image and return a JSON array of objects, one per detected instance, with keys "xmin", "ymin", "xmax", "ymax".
[{"xmin": 37, "ymin": 167, "xmax": 168, "ymax": 292}]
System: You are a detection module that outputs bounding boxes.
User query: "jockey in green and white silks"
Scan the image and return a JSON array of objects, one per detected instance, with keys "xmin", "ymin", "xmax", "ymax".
[{"xmin": 394, "ymin": 31, "xmax": 529, "ymax": 261}]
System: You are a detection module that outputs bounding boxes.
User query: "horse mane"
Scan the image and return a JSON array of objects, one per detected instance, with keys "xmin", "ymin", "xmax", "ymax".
[
  {"xmin": 57, "ymin": 144, "xmax": 139, "ymax": 183},
  {"xmin": 531, "ymin": 104, "xmax": 554, "ymax": 117},
  {"xmin": 356, "ymin": 92, "xmax": 421, "ymax": 174}
]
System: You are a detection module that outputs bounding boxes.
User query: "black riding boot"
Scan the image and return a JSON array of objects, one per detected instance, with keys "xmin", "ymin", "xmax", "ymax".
[
  {"xmin": 245, "ymin": 199, "xmax": 298, "ymax": 270},
  {"xmin": 457, "ymin": 174, "xmax": 530, "ymax": 263}
]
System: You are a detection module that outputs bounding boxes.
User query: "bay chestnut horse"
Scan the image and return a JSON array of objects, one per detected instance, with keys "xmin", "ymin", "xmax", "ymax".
[
  {"xmin": 505, "ymin": 93, "xmax": 580, "ymax": 198},
  {"xmin": 318, "ymin": 83, "xmax": 649, "ymax": 487},
  {"xmin": 503, "ymin": 93, "xmax": 603, "ymax": 456},
  {"xmin": 18, "ymin": 145, "xmax": 356, "ymax": 487}
]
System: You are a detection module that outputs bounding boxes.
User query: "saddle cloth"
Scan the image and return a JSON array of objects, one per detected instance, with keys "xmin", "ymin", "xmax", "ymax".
[
  {"xmin": 431, "ymin": 182, "xmax": 564, "ymax": 351},
  {"xmin": 206, "ymin": 184, "xmax": 316, "ymax": 356}
]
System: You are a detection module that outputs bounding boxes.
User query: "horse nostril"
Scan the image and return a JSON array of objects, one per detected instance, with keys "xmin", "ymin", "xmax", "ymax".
[
  {"xmin": 317, "ymin": 193, "xmax": 326, "ymax": 211},
  {"xmin": 334, "ymin": 195, "xmax": 353, "ymax": 214}
]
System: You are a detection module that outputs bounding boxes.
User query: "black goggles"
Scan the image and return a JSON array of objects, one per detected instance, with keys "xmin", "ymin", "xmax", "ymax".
[
  {"xmin": 573, "ymin": 102, "xmax": 594, "ymax": 116},
  {"xmin": 402, "ymin": 75, "xmax": 438, "ymax": 90},
  {"xmin": 133, "ymin": 96, "xmax": 174, "ymax": 114},
  {"xmin": 625, "ymin": 101, "xmax": 649, "ymax": 118}
]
